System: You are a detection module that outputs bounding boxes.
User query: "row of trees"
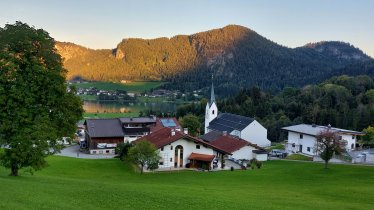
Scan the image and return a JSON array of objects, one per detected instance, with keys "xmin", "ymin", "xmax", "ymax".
[{"xmin": 177, "ymin": 75, "xmax": 374, "ymax": 142}]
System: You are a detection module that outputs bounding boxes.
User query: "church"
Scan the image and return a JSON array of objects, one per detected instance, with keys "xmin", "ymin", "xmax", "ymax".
[{"xmin": 203, "ymin": 82, "xmax": 271, "ymax": 147}]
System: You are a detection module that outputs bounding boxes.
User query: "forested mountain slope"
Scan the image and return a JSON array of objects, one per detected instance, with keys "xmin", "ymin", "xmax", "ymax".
[{"xmin": 56, "ymin": 25, "xmax": 372, "ymax": 95}]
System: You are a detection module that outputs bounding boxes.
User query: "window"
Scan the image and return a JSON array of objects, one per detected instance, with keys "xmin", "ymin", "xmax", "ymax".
[
  {"xmin": 170, "ymin": 158, "xmax": 173, "ymax": 162},
  {"xmin": 161, "ymin": 147, "xmax": 164, "ymax": 151},
  {"xmin": 212, "ymin": 110, "xmax": 215, "ymax": 114},
  {"xmin": 99, "ymin": 150, "xmax": 103, "ymax": 154},
  {"xmin": 106, "ymin": 150, "xmax": 110, "ymax": 154},
  {"xmin": 292, "ymin": 143, "xmax": 295, "ymax": 148},
  {"xmin": 170, "ymin": 146, "xmax": 173, "ymax": 150},
  {"xmin": 196, "ymin": 145, "xmax": 200, "ymax": 149},
  {"xmin": 307, "ymin": 147, "xmax": 311, "ymax": 152},
  {"xmin": 299, "ymin": 134, "xmax": 303, "ymax": 139},
  {"xmin": 159, "ymin": 161, "xmax": 164, "ymax": 165},
  {"xmin": 339, "ymin": 136, "xmax": 342, "ymax": 140},
  {"xmin": 93, "ymin": 151, "xmax": 97, "ymax": 154},
  {"xmin": 352, "ymin": 135, "xmax": 355, "ymax": 139}
]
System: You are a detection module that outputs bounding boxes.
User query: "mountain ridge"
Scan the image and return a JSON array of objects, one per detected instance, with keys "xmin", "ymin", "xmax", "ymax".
[{"xmin": 56, "ymin": 25, "xmax": 373, "ymax": 95}]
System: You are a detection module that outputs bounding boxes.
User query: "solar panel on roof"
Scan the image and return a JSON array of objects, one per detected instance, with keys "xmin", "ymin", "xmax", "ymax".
[{"xmin": 160, "ymin": 119, "xmax": 177, "ymax": 127}]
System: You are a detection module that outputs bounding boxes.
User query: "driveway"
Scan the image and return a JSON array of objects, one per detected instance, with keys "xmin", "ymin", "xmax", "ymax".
[{"xmin": 56, "ymin": 144, "xmax": 115, "ymax": 159}]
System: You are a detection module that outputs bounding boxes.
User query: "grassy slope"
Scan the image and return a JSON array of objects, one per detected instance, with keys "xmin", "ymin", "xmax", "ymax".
[
  {"xmin": 73, "ymin": 81, "xmax": 163, "ymax": 93},
  {"xmin": 0, "ymin": 157, "xmax": 373, "ymax": 210}
]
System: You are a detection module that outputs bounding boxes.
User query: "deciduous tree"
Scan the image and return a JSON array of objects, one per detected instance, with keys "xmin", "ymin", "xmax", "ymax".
[
  {"xmin": 315, "ymin": 129, "xmax": 346, "ymax": 169},
  {"xmin": 128, "ymin": 140, "xmax": 159, "ymax": 174},
  {"xmin": 0, "ymin": 22, "xmax": 83, "ymax": 176}
]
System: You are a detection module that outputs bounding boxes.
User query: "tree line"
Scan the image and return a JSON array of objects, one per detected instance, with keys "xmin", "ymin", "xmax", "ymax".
[{"xmin": 177, "ymin": 75, "xmax": 374, "ymax": 142}]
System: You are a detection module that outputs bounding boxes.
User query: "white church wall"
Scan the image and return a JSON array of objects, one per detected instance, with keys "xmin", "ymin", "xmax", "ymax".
[{"xmin": 204, "ymin": 102, "xmax": 218, "ymax": 134}]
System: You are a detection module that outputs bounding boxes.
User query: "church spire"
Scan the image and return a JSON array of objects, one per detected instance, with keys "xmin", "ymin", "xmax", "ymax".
[{"xmin": 210, "ymin": 74, "xmax": 215, "ymax": 106}]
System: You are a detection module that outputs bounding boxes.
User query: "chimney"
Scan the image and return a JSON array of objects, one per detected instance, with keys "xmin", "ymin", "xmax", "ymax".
[
  {"xmin": 183, "ymin": 128, "xmax": 188, "ymax": 135},
  {"xmin": 328, "ymin": 124, "xmax": 331, "ymax": 129},
  {"xmin": 171, "ymin": 129, "xmax": 175, "ymax": 136},
  {"xmin": 223, "ymin": 131, "xmax": 227, "ymax": 136}
]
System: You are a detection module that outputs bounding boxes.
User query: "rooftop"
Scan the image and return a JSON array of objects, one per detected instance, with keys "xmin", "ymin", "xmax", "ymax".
[
  {"xmin": 282, "ymin": 124, "xmax": 364, "ymax": 136},
  {"xmin": 207, "ymin": 113, "xmax": 255, "ymax": 133},
  {"xmin": 136, "ymin": 127, "xmax": 230, "ymax": 154},
  {"xmin": 201, "ymin": 131, "xmax": 264, "ymax": 153},
  {"xmin": 85, "ymin": 119, "xmax": 124, "ymax": 138}
]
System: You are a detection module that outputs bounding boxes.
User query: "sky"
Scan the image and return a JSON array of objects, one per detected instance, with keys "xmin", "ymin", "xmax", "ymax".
[{"xmin": 1, "ymin": 0, "xmax": 373, "ymax": 57}]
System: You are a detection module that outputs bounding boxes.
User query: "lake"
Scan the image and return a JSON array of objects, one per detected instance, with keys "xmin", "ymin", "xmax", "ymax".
[{"xmin": 83, "ymin": 100, "xmax": 177, "ymax": 114}]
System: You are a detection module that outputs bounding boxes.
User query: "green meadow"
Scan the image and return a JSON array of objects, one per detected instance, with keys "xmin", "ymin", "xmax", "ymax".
[
  {"xmin": 0, "ymin": 156, "xmax": 373, "ymax": 210},
  {"xmin": 73, "ymin": 81, "xmax": 163, "ymax": 93}
]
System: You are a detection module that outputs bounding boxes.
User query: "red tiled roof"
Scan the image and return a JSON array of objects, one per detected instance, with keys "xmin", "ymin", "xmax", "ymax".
[
  {"xmin": 136, "ymin": 127, "xmax": 184, "ymax": 148},
  {"xmin": 207, "ymin": 134, "xmax": 263, "ymax": 153},
  {"xmin": 188, "ymin": 153, "xmax": 215, "ymax": 162},
  {"xmin": 135, "ymin": 127, "xmax": 231, "ymax": 154}
]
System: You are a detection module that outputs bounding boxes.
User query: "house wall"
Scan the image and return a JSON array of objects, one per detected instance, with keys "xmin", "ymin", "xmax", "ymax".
[
  {"xmin": 254, "ymin": 153, "xmax": 268, "ymax": 161},
  {"xmin": 157, "ymin": 138, "xmax": 215, "ymax": 168},
  {"xmin": 230, "ymin": 145, "xmax": 256, "ymax": 160},
  {"xmin": 286, "ymin": 132, "xmax": 316, "ymax": 156},
  {"xmin": 237, "ymin": 120, "xmax": 271, "ymax": 147},
  {"xmin": 286, "ymin": 131, "xmax": 357, "ymax": 156},
  {"xmin": 88, "ymin": 137, "xmax": 124, "ymax": 154},
  {"xmin": 340, "ymin": 134, "xmax": 356, "ymax": 151}
]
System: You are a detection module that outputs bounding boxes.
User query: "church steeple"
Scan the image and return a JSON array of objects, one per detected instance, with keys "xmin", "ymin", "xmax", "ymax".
[
  {"xmin": 210, "ymin": 81, "xmax": 215, "ymax": 106},
  {"xmin": 205, "ymin": 74, "xmax": 218, "ymax": 134},
  {"xmin": 210, "ymin": 74, "xmax": 215, "ymax": 106}
]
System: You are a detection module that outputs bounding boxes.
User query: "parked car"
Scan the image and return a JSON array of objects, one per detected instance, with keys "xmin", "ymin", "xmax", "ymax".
[{"xmin": 270, "ymin": 149, "xmax": 288, "ymax": 158}]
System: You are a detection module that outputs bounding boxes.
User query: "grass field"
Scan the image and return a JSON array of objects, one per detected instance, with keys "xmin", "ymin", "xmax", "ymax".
[
  {"xmin": 73, "ymin": 81, "xmax": 163, "ymax": 93},
  {"xmin": 0, "ymin": 157, "xmax": 373, "ymax": 210}
]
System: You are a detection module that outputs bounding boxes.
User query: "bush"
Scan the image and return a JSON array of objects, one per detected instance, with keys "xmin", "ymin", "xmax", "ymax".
[
  {"xmin": 250, "ymin": 158, "xmax": 262, "ymax": 169},
  {"xmin": 256, "ymin": 161, "xmax": 262, "ymax": 169},
  {"xmin": 115, "ymin": 142, "xmax": 132, "ymax": 161}
]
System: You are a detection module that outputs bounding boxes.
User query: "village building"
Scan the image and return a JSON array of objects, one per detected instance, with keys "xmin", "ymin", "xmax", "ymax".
[
  {"xmin": 282, "ymin": 124, "xmax": 364, "ymax": 156},
  {"xmin": 204, "ymin": 82, "xmax": 271, "ymax": 147},
  {"xmin": 84, "ymin": 118, "xmax": 125, "ymax": 155},
  {"xmin": 135, "ymin": 127, "xmax": 230, "ymax": 170},
  {"xmin": 84, "ymin": 117, "xmax": 179, "ymax": 154},
  {"xmin": 200, "ymin": 131, "xmax": 268, "ymax": 161}
]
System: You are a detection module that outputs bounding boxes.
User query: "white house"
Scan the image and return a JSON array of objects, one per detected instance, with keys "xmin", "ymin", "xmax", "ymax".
[
  {"xmin": 204, "ymin": 82, "xmax": 271, "ymax": 147},
  {"xmin": 136, "ymin": 127, "xmax": 230, "ymax": 170},
  {"xmin": 282, "ymin": 124, "xmax": 364, "ymax": 156}
]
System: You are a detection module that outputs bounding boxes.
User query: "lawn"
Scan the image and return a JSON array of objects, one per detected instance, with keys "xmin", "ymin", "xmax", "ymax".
[
  {"xmin": 73, "ymin": 81, "xmax": 163, "ymax": 93},
  {"xmin": 0, "ymin": 157, "xmax": 373, "ymax": 210}
]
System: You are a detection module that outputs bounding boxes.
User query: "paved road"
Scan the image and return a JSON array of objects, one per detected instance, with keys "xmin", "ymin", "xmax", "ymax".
[{"xmin": 56, "ymin": 144, "xmax": 115, "ymax": 159}]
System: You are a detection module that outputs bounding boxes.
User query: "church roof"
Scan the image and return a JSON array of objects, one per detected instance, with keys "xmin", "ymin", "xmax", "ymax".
[{"xmin": 207, "ymin": 113, "xmax": 255, "ymax": 133}]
